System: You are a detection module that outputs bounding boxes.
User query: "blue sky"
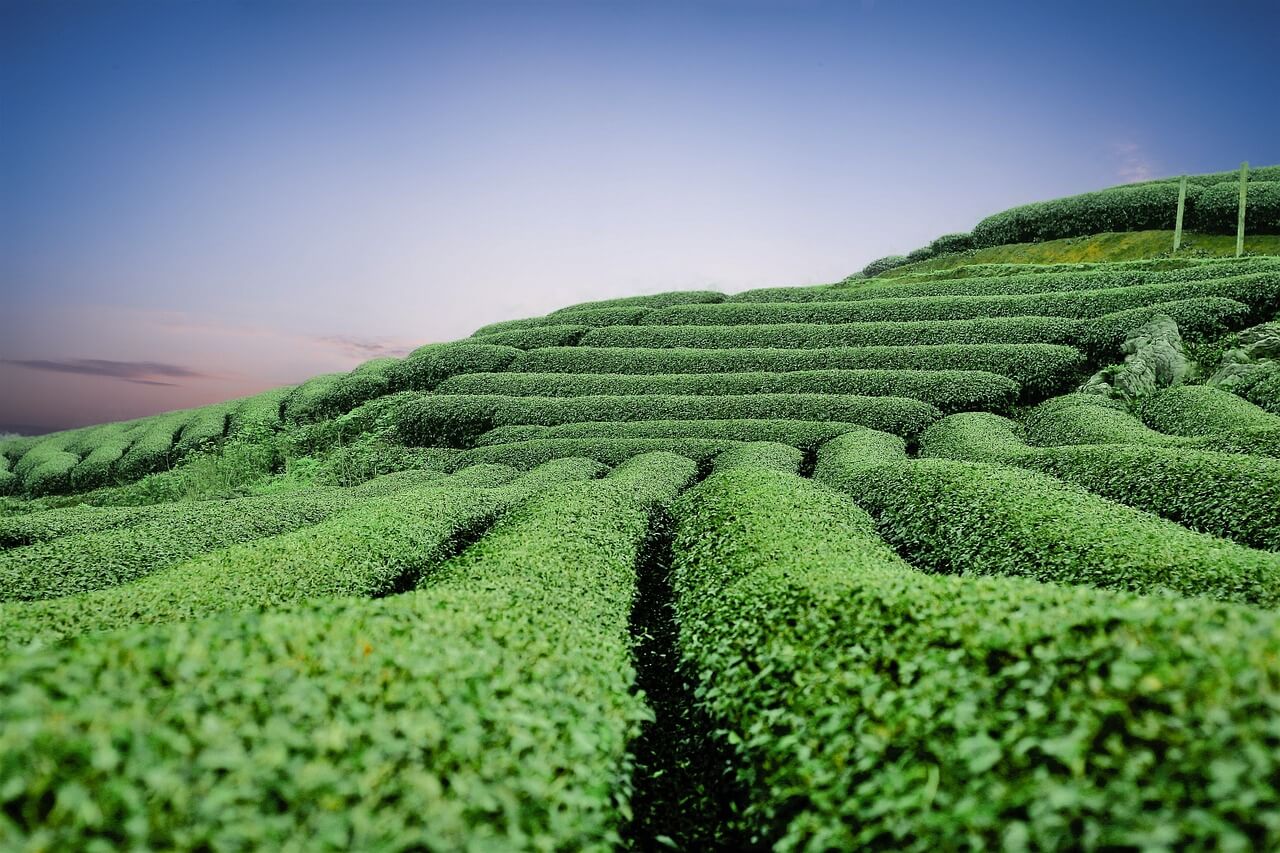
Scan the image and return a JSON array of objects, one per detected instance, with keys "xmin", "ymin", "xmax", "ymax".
[{"xmin": 2, "ymin": 0, "xmax": 1279, "ymax": 431}]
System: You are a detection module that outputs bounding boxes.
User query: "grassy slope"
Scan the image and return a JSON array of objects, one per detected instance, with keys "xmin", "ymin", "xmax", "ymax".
[{"xmin": 880, "ymin": 230, "xmax": 1280, "ymax": 279}]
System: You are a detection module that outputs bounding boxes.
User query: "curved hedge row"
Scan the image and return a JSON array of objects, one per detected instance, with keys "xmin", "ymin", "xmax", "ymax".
[
  {"xmin": 512, "ymin": 344, "xmax": 1084, "ymax": 396},
  {"xmin": 731, "ymin": 257, "xmax": 1280, "ymax": 304},
  {"xmin": 1235, "ymin": 360, "xmax": 1280, "ymax": 413},
  {"xmin": 971, "ymin": 176, "xmax": 1280, "ymax": 247},
  {"xmin": 385, "ymin": 342, "xmax": 519, "ymax": 393},
  {"xmin": 471, "ymin": 306, "xmax": 652, "ymax": 337},
  {"xmin": 1141, "ymin": 384, "xmax": 1280, "ymax": 436},
  {"xmin": 645, "ymin": 274, "xmax": 1279, "ymax": 327},
  {"xmin": 476, "ymin": 418, "xmax": 884, "ymax": 450},
  {"xmin": 228, "ymin": 386, "xmax": 292, "ymax": 433},
  {"xmin": 394, "ymin": 393, "xmax": 943, "ymax": 448},
  {"xmin": 547, "ymin": 289, "xmax": 725, "ymax": 315},
  {"xmin": 437, "ymin": 369, "xmax": 1019, "ymax": 413},
  {"xmin": 458, "ymin": 438, "xmax": 748, "ymax": 470},
  {"xmin": 669, "ymin": 464, "xmax": 1280, "ymax": 850},
  {"xmin": 582, "ymin": 317, "xmax": 1084, "ymax": 349},
  {"xmin": 468, "ymin": 324, "xmax": 589, "ymax": 350},
  {"xmin": 69, "ymin": 424, "xmax": 145, "ymax": 491},
  {"xmin": 0, "ymin": 459, "xmax": 605, "ymax": 651},
  {"xmin": 0, "ymin": 454, "xmax": 696, "ymax": 850},
  {"xmin": 708, "ymin": 441, "xmax": 803, "ymax": 474},
  {"xmin": 1022, "ymin": 394, "xmax": 1181, "ymax": 447},
  {"xmin": 921, "ymin": 412, "xmax": 1280, "ymax": 551},
  {"xmin": 113, "ymin": 412, "xmax": 186, "ymax": 483},
  {"xmin": 815, "ymin": 432, "xmax": 1280, "ymax": 606}
]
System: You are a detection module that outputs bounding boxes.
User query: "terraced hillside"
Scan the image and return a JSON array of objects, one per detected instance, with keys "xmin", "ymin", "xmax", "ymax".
[{"xmin": 3, "ymin": 219, "xmax": 1280, "ymax": 845}]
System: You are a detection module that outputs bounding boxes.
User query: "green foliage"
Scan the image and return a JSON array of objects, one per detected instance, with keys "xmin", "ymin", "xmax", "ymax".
[
  {"xmin": 815, "ymin": 431, "xmax": 1280, "ymax": 606},
  {"xmin": 921, "ymin": 412, "xmax": 1280, "ymax": 550},
  {"xmin": 0, "ymin": 453, "xmax": 694, "ymax": 850},
  {"xmin": 1234, "ymin": 360, "xmax": 1280, "ymax": 413},
  {"xmin": 476, "ymin": 418, "xmax": 877, "ymax": 450},
  {"xmin": 0, "ymin": 489, "xmax": 365, "ymax": 602},
  {"xmin": 384, "ymin": 342, "xmax": 519, "ymax": 392},
  {"xmin": 458, "ymin": 438, "xmax": 749, "ymax": 470},
  {"xmin": 0, "ymin": 459, "xmax": 604, "ymax": 650},
  {"xmin": 438, "ymin": 368, "xmax": 1019, "ymax": 413},
  {"xmin": 1194, "ymin": 180, "xmax": 1280, "ymax": 234},
  {"xmin": 472, "ymin": 306, "xmax": 653, "ymax": 337},
  {"xmin": 395, "ymin": 393, "xmax": 942, "ymax": 448},
  {"xmin": 860, "ymin": 254, "xmax": 908, "ymax": 277},
  {"xmin": 928, "ymin": 231, "xmax": 975, "ymax": 254},
  {"xmin": 547, "ymin": 289, "xmax": 725, "ymax": 315},
  {"xmin": 514, "ymin": 344, "xmax": 1083, "ymax": 396},
  {"xmin": 228, "ymin": 386, "xmax": 293, "ymax": 433},
  {"xmin": 1140, "ymin": 384, "xmax": 1280, "ymax": 436},
  {"xmin": 113, "ymin": 412, "xmax": 187, "ymax": 482},
  {"xmin": 708, "ymin": 441, "xmax": 802, "ymax": 474},
  {"xmin": 173, "ymin": 402, "xmax": 234, "ymax": 457},
  {"xmin": 646, "ymin": 273, "xmax": 1278, "ymax": 327},
  {"xmin": 670, "ymin": 465, "xmax": 1280, "ymax": 850},
  {"xmin": 469, "ymin": 324, "xmax": 590, "ymax": 349},
  {"xmin": 972, "ymin": 182, "xmax": 1194, "ymax": 247}
]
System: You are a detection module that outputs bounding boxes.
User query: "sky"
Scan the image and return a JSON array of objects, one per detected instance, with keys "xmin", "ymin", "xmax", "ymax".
[{"xmin": 2, "ymin": 0, "xmax": 1279, "ymax": 433}]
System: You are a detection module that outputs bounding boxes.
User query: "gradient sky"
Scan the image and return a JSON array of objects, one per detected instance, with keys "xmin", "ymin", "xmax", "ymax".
[{"xmin": 3, "ymin": 0, "xmax": 1279, "ymax": 432}]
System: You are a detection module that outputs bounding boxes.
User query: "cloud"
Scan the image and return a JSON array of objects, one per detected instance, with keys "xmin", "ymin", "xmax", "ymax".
[
  {"xmin": 314, "ymin": 335, "xmax": 417, "ymax": 359},
  {"xmin": 2, "ymin": 358, "xmax": 219, "ymax": 387},
  {"xmin": 1114, "ymin": 141, "xmax": 1155, "ymax": 183}
]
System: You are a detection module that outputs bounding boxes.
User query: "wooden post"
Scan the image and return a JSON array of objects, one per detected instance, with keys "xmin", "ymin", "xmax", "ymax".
[
  {"xmin": 1173, "ymin": 175, "xmax": 1187, "ymax": 252},
  {"xmin": 1237, "ymin": 161, "xmax": 1249, "ymax": 257}
]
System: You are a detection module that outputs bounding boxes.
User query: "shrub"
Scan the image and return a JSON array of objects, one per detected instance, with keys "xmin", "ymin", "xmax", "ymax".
[
  {"xmin": 1022, "ymin": 393, "xmax": 1177, "ymax": 446},
  {"xmin": 0, "ymin": 505, "xmax": 150, "ymax": 549},
  {"xmin": 1235, "ymin": 361, "xmax": 1280, "ymax": 413},
  {"xmin": 0, "ymin": 455, "xmax": 695, "ymax": 850},
  {"xmin": 708, "ymin": 441, "xmax": 802, "ymax": 474},
  {"xmin": 458, "ymin": 438, "xmax": 748, "ymax": 470},
  {"xmin": 815, "ymin": 431, "xmax": 1280, "ymax": 606},
  {"xmin": 384, "ymin": 342, "xmax": 519, "ymax": 392},
  {"xmin": 0, "ymin": 489, "xmax": 372, "ymax": 602},
  {"xmin": 1192, "ymin": 180, "xmax": 1280, "ymax": 233},
  {"xmin": 581, "ymin": 316, "xmax": 1084, "ymax": 349},
  {"xmin": 0, "ymin": 459, "xmax": 605, "ymax": 650},
  {"xmin": 228, "ymin": 386, "xmax": 293, "ymax": 433},
  {"xmin": 645, "ymin": 273, "xmax": 1278, "ymax": 327},
  {"xmin": 469, "ymin": 324, "xmax": 589, "ymax": 349},
  {"xmin": 311, "ymin": 437, "xmax": 458, "ymax": 487},
  {"xmin": 1081, "ymin": 297, "xmax": 1251, "ymax": 353},
  {"xmin": 15, "ymin": 444, "xmax": 82, "ymax": 497},
  {"xmin": 971, "ymin": 182, "xmax": 1196, "ymax": 247},
  {"xmin": 173, "ymin": 403, "xmax": 234, "ymax": 458},
  {"xmin": 395, "ymin": 393, "xmax": 942, "ymax": 448},
  {"xmin": 513, "ymin": 344, "xmax": 1084, "ymax": 396},
  {"xmin": 860, "ymin": 255, "xmax": 908, "ymax": 277},
  {"xmin": 548, "ymin": 289, "xmax": 725, "ymax": 314},
  {"xmin": 921, "ymin": 412, "xmax": 1280, "ymax": 550},
  {"xmin": 1140, "ymin": 384, "xmax": 1280, "ymax": 436},
  {"xmin": 437, "ymin": 369, "xmax": 1019, "ymax": 413},
  {"xmin": 471, "ymin": 306, "xmax": 653, "ymax": 337},
  {"xmin": 928, "ymin": 231, "xmax": 975, "ymax": 254},
  {"xmin": 69, "ymin": 423, "xmax": 148, "ymax": 491},
  {"xmin": 114, "ymin": 412, "xmax": 187, "ymax": 482},
  {"xmin": 670, "ymin": 465, "xmax": 1280, "ymax": 850},
  {"xmin": 476, "ymin": 418, "xmax": 882, "ymax": 450}
]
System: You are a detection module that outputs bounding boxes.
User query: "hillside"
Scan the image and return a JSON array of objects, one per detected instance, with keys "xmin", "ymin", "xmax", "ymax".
[{"xmin": 2, "ymin": 170, "xmax": 1280, "ymax": 849}]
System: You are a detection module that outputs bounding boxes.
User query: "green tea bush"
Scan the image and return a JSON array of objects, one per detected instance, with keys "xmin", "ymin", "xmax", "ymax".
[
  {"xmin": 731, "ymin": 257, "xmax": 1280, "ymax": 304},
  {"xmin": 921, "ymin": 412, "xmax": 1280, "ymax": 550},
  {"xmin": 1235, "ymin": 360, "xmax": 1280, "ymax": 413},
  {"xmin": 582, "ymin": 316, "xmax": 1084, "ymax": 349},
  {"xmin": 646, "ymin": 274, "xmax": 1278, "ymax": 326},
  {"xmin": 0, "ymin": 454, "xmax": 695, "ymax": 850},
  {"xmin": 928, "ymin": 231, "xmax": 975, "ymax": 254},
  {"xmin": 708, "ymin": 441, "xmax": 802, "ymax": 474},
  {"xmin": 0, "ymin": 459, "xmax": 605, "ymax": 650},
  {"xmin": 114, "ymin": 412, "xmax": 186, "ymax": 482},
  {"xmin": 384, "ymin": 342, "xmax": 519, "ymax": 392},
  {"xmin": 860, "ymin": 255, "xmax": 908, "ymax": 277},
  {"xmin": 173, "ymin": 403, "xmax": 233, "ymax": 457},
  {"xmin": 670, "ymin": 465, "xmax": 1280, "ymax": 850},
  {"xmin": 228, "ymin": 386, "xmax": 293, "ymax": 433},
  {"xmin": 0, "ymin": 505, "xmax": 149, "ymax": 549},
  {"xmin": 472, "ymin": 306, "xmax": 652, "ymax": 337},
  {"xmin": 1192, "ymin": 181, "xmax": 1280, "ymax": 233},
  {"xmin": 475, "ymin": 418, "xmax": 876, "ymax": 450},
  {"xmin": 1022, "ymin": 394, "xmax": 1179, "ymax": 446},
  {"xmin": 815, "ymin": 432, "xmax": 1280, "ymax": 606},
  {"xmin": 0, "ymin": 489, "xmax": 370, "ymax": 602},
  {"xmin": 437, "ymin": 369, "xmax": 1019, "ymax": 413},
  {"xmin": 513, "ymin": 344, "xmax": 1083, "ymax": 396},
  {"xmin": 69, "ymin": 424, "xmax": 146, "ymax": 491},
  {"xmin": 17, "ymin": 447, "xmax": 81, "ymax": 497},
  {"xmin": 548, "ymin": 289, "xmax": 725, "ymax": 314},
  {"xmin": 1081, "ymin": 298, "xmax": 1251, "ymax": 352},
  {"xmin": 395, "ymin": 393, "xmax": 942, "ymax": 448},
  {"xmin": 1130, "ymin": 164, "xmax": 1280, "ymax": 187},
  {"xmin": 972, "ymin": 182, "xmax": 1193, "ymax": 247},
  {"xmin": 1140, "ymin": 384, "xmax": 1280, "ymax": 436},
  {"xmin": 458, "ymin": 438, "xmax": 747, "ymax": 469},
  {"xmin": 469, "ymin": 324, "xmax": 589, "ymax": 349}
]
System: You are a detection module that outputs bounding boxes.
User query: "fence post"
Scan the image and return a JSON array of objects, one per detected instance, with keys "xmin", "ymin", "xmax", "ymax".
[
  {"xmin": 1173, "ymin": 175, "xmax": 1187, "ymax": 252},
  {"xmin": 1237, "ymin": 161, "xmax": 1249, "ymax": 257}
]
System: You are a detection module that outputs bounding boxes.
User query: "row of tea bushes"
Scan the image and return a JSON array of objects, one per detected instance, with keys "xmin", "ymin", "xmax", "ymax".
[
  {"xmin": 668, "ymin": 463, "xmax": 1280, "ymax": 849},
  {"xmin": 814, "ymin": 431, "xmax": 1280, "ymax": 607}
]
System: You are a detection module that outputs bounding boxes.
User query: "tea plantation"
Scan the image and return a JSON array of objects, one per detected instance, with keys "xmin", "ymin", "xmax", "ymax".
[{"xmin": 3, "ymin": 169, "xmax": 1280, "ymax": 850}]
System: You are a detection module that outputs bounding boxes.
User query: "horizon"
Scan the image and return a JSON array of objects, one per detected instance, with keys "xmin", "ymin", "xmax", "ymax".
[{"xmin": 3, "ymin": 0, "xmax": 1280, "ymax": 433}]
